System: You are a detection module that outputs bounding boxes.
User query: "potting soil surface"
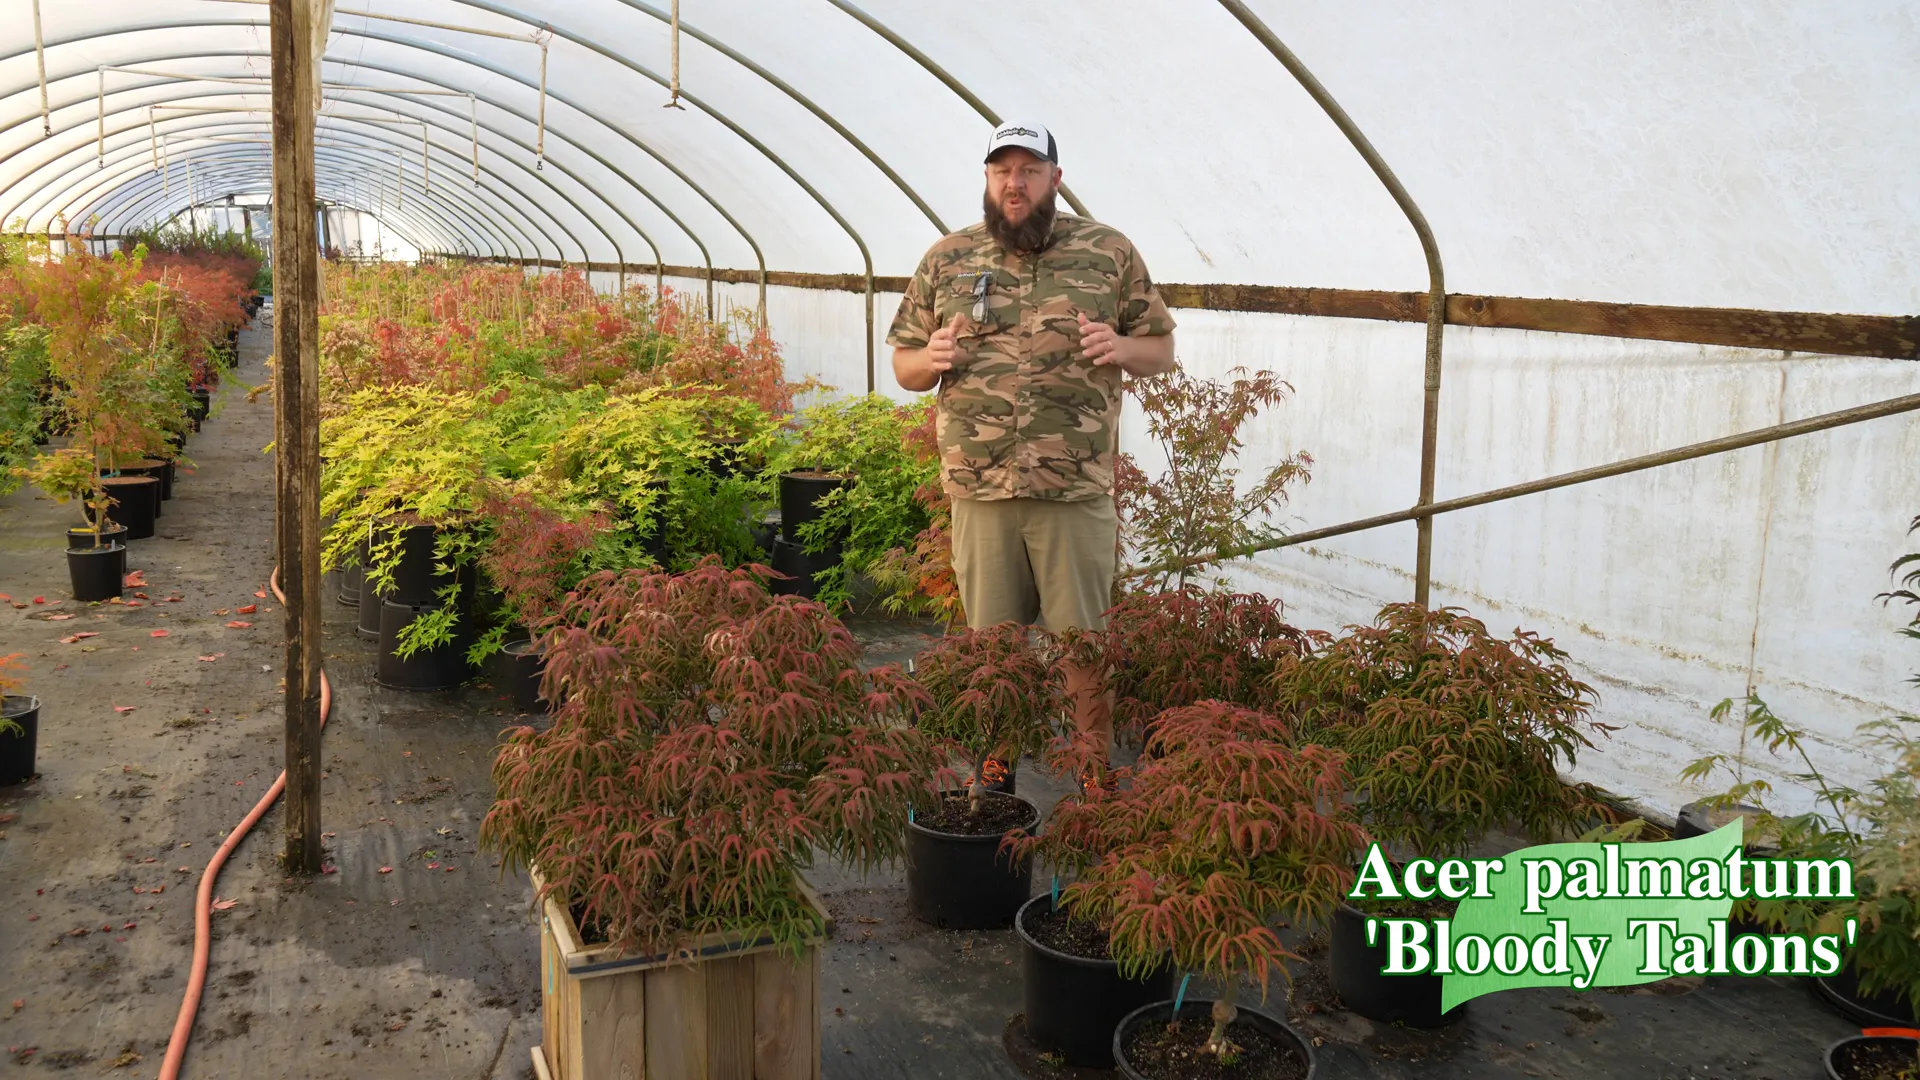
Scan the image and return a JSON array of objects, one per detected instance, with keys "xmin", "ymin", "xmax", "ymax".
[{"xmin": 0, "ymin": 313, "xmax": 1871, "ymax": 1079}]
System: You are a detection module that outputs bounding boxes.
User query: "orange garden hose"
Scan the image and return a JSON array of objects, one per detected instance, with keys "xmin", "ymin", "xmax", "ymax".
[{"xmin": 159, "ymin": 567, "xmax": 330, "ymax": 1079}]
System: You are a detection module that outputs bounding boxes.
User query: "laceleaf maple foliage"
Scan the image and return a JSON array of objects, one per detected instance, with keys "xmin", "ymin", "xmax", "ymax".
[
  {"xmin": 1017, "ymin": 702, "xmax": 1367, "ymax": 1057},
  {"xmin": 1270, "ymin": 604, "xmax": 1608, "ymax": 858},
  {"xmin": 908, "ymin": 622, "xmax": 1062, "ymax": 815},
  {"xmin": 1055, "ymin": 586, "xmax": 1323, "ymax": 747},
  {"xmin": 481, "ymin": 559, "xmax": 951, "ymax": 958}
]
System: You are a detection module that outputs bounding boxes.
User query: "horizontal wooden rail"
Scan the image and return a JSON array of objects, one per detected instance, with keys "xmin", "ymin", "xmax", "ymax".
[
  {"xmin": 435, "ymin": 253, "xmax": 1920, "ymax": 362},
  {"xmin": 11, "ymin": 235, "xmax": 1913, "ymax": 361}
]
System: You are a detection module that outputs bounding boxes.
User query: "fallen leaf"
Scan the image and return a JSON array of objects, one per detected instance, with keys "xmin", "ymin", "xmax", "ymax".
[
  {"xmin": 122, "ymin": 922, "xmax": 136, "ymax": 930},
  {"xmin": 133, "ymin": 592, "xmax": 149, "ymax": 600},
  {"xmin": 108, "ymin": 597, "xmax": 124, "ymax": 605},
  {"xmin": 45, "ymin": 614, "xmax": 74, "ymax": 621},
  {"xmin": 31, "ymin": 597, "xmax": 45, "ymax": 605},
  {"xmin": 149, "ymin": 630, "xmax": 170, "ymax": 638},
  {"xmin": 427, "ymin": 862, "xmax": 440, "ymax": 870},
  {"xmin": 226, "ymin": 621, "xmax": 253, "ymax": 629},
  {"xmin": 378, "ymin": 866, "xmax": 393, "ymax": 874},
  {"xmin": 213, "ymin": 608, "xmax": 230, "ymax": 616},
  {"xmin": 8, "ymin": 1000, "xmax": 19, "ymax": 1011},
  {"xmin": 125, "ymin": 601, "xmax": 144, "ymax": 608},
  {"xmin": 197, "ymin": 654, "xmax": 224, "ymax": 662},
  {"xmin": 9, "ymin": 603, "xmax": 24, "ymax": 610},
  {"xmin": 253, "ymin": 590, "xmax": 267, "ymax": 599},
  {"xmin": 123, "ymin": 572, "xmax": 147, "ymax": 588},
  {"xmin": 113, "ymin": 706, "xmax": 136, "ymax": 714},
  {"xmin": 236, "ymin": 604, "xmax": 257, "ymax": 615},
  {"xmin": 0, "ymin": 594, "xmax": 11, "ymax": 602},
  {"xmin": 210, "ymin": 898, "xmax": 237, "ymax": 911},
  {"xmin": 151, "ymin": 885, "xmax": 164, "ymax": 894},
  {"xmin": 58, "ymin": 633, "xmax": 100, "ymax": 644}
]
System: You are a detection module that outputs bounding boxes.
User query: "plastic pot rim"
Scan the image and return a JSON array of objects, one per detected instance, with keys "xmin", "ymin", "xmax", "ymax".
[
  {"xmin": 1112, "ymin": 998, "xmax": 1319, "ymax": 1079},
  {"xmin": 1824, "ymin": 1033, "xmax": 1920, "ymax": 1080},
  {"xmin": 1, "ymin": 695, "xmax": 39, "ymax": 720},
  {"xmin": 1016, "ymin": 892, "xmax": 1172, "ymax": 974},
  {"xmin": 906, "ymin": 790, "xmax": 1039, "ymax": 843}
]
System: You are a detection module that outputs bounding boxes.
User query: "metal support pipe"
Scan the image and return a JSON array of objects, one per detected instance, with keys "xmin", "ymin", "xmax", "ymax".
[
  {"xmin": 1122, "ymin": 390, "xmax": 1920, "ymax": 582},
  {"xmin": 824, "ymin": 0, "xmax": 1091, "ymax": 220},
  {"xmin": 535, "ymin": 30, "xmax": 548, "ymax": 169},
  {"xmin": 1215, "ymin": 0, "xmax": 1448, "ymax": 609}
]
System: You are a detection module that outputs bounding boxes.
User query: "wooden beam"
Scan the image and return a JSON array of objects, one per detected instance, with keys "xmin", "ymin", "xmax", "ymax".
[
  {"xmin": 428, "ymin": 253, "xmax": 1920, "ymax": 362},
  {"xmin": 272, "ymin": 0, "xmax": 325, "ymax": 875}
]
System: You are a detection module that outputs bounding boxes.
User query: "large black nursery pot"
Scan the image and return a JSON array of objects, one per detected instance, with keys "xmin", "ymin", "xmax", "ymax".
[
  {"xmin": 769, "ymin": 536, "xmax": 840, "ymax": 600},
  {"xmin": 376, "ymin": 599, "xmax": 469, "ymax": 692},
  {"xmin": 778, "ymin": 470, "xmax": 850, "ymax": 546},
  {"xmin": 357, "ymin": 577, "xmax": 389, "ymax": 640},
  {"xmin": 0, "ymin": 696, "xmax": 42, "ymax": 786},
  {"xmin": 119, "ymin": 460, "xmax": 168, "ymax": 517},
  {"xmin": 66, "ymin": 522, "xmax": 128, "ymax": 550},
  {"xmin": 1814, "ymin": 954, "xmax": 1920, "ymax": 1028},
  {"xmin": 100, "ymin": 475, "xmax": 159, "ymax": 540},
  {"xmin": 375, "ymin": 519, "xmax": 464, "ymax": 604},
  {"xmin": 1824, "ymin": 1033, "xmax": 1920, "ymax": 1080},
  {"xmin": 66, "ymin": 539, "xmax": 127, "ymax": 603},
  {"xmin": 905, "ymin": 790, "xmax": 1038, "ymax": 930},
  {"xmin": 1016, "ymin": 894, "xmax": 1173, "ymax": 1067},
  {"xmin": 339, "ymin": 535, "xmax": 371, "ymax": 608},
  {"xmin": 496, "ymin": 638, "xmax": 549, "ymax": 713},
  {"xmin": 188, "ymin": 388, "xmax": 212, "ymax": 430},
  {"xmin": 1113, "ymin": 1000, "xmax": 1318, "ymax": 1080},
  {"xmin": 1330, "ymin": 900, "xmax": 1456, "ymax": 1028}
]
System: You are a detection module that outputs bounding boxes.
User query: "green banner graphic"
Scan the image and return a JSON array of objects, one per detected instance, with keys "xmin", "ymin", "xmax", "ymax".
[{"xmin": 1342, "ymin": 819, "xmax": 1862, "ymax": 1013}]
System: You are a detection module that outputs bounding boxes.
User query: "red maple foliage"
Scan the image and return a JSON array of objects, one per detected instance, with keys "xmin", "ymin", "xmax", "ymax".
[
  {"xmin": 482, "ymin": 559, "xmax": 951, "ymax": 956},
  {"xmin": 1009, "ymin": 701, "xmax": 1368, "ymax": 1059}
]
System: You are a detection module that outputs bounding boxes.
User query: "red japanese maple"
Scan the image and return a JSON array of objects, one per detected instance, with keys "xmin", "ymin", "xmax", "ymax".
[
  {"xmin": 908, "ymin": 622, "xmax": 1063, "ymax": 816},
  {"xmin": 1012, "ymin": 702, "xmax": 1367, "ymax": 1059},
  {"xmin": 481, "ymin": 559, "xmax": 950, "ymax": 957}
]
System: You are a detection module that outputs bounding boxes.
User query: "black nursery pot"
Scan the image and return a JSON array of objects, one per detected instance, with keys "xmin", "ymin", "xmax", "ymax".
[
  {"xmin": 119, "ymin": 461, "xmax": 168, "ymax": 517},
  {"xmin": 357, "ymin": 579, "xmax": 388, "ymax": 640},
  {"xmin": 1113, "ymin": 1000, "xmax": 1319, "ymax": 1080},
  {"xmin": 1825, "ymin": 1034, "xmax": 1920, "ymax": 1080},
  {"xmin": 768, "ymin": 536, "xmax": 841, "ymax": 600},
  {"xmin": 375, "ymin": 520, "xmax": 463, "ymax": 605},
  {"xmin": 337, "ymin": 563, "xmax": 364, "ymax": 608},
  {"xmin": 154, "ymin": 459, "xmax": 176, "ymax": 501},
  {"xmin": 904, "ymin": 791, "xmax": 1038, "ymax": 930},
  {"xmin": 496, "ymin": 638, "xmax": 549, "ymax": 713},
  {"xmin": 1813, "ymin": 953, "xmax": 1920, "ymax": 1028},
  {"xmin": 778, "ymin": 471, "xmax": 850, "ymax": 545},
  {"xmin": 188, "ymin": 388, "xmax": 212, "ymax": 430},
  {"xmin": 1016, "ymin": 894, "xmax": 1173, "ymax": 1068},
  {"xmin": 375, "ymin": 600, "xmax": 469, "ymax": 692},
  {"xmin": 1330, "ymin": 900, "xmax": 1457, "ymax": 1028},
  {"xmin": 101, "ymin": 475, "xmax": 159, "ymax": 540},
  {"xmin": 0, "ymin": 696, "xmax": 42, "ymax": 787},
  {"xmin": 66, "ymin": 522, "xmax": 128, "ymax": 550},
  {"xmin": 66, "ymin": 540, "xmax": 127, "ymax": 603}
]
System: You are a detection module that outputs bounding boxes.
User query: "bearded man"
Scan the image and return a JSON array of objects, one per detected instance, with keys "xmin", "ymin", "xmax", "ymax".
[{"xmin": 887, "ymin": 121, "xmax": 1177, "ymax": 762}]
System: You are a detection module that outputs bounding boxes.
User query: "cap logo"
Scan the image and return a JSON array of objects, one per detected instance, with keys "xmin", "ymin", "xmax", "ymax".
[{"xmin": 998, "ymin": 126, "xmax": 1041, "ymax": 139}]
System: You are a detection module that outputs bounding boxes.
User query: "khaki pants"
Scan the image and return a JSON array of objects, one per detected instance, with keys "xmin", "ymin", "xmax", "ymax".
[{"xmin": 949, "ymin": 495, "xmax": 1118, "ymax": 634}]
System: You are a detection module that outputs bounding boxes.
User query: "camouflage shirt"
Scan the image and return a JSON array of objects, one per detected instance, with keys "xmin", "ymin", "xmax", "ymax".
[{"xmin": 887, "ymin": 214, "xmax": 1176, "ymax": 502}]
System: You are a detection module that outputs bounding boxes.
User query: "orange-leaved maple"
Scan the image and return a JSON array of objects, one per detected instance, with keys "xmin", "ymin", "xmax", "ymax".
[{"xmin": 482, "ymin": 558, "xmax": 952, "ymax": 959}]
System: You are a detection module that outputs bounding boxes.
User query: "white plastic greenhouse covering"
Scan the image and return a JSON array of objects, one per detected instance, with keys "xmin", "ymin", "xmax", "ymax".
[{"xmin": 3, "ymin": 1, "xmax": 1917, "ymax": 818}]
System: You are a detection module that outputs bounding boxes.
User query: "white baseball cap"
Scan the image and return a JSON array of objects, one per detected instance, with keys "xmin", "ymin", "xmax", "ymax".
[{"xmin": 984, "ymin": 120, "xmax": 1058, "ymax": 165}]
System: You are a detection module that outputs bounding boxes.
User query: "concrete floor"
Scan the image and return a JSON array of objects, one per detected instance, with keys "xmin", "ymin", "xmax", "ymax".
[{"xmin": 0, "ymin": 314, "xmax": 1868, "ymax": 1079}]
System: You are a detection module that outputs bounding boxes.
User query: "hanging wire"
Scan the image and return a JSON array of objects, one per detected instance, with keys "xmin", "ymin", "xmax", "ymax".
[
  {"xmin": 663, "ymin": 0, "xmax": 687, "ymax": 110},
  {"xmin": 32, "ymin": 0, "xmax": 50, "ymax": 136},
  {"xmin": 468, "ymin": 93, "xmax": 481, "ymax": 186}
]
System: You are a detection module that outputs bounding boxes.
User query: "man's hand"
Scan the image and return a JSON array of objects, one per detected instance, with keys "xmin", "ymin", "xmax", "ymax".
[
  {"xmin": 891, "ymin": 313, "xmax": 966, "ymax": 393},
  {"xmin": 927, "ymin": 312, "xmax": 964, "ymax": 374},
  {"xmin": 1077, "ymin": 312, "xmax": 1176, "ymax": 376},
  {"xmin": 1078, "ymin": 312, "xmax": 1121, "ymax": 366}
]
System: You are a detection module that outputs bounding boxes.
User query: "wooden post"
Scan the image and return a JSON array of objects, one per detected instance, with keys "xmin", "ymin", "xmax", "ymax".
[{"xmin": 271, "ymin": 0, "xmax": 324, "ymax": 875}]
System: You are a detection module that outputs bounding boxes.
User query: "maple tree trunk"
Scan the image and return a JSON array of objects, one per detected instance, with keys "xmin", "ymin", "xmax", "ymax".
[
  {"xmin": 968, "ymin": 748, "xmax": 990, "ymax": 816},
  {"xmin": 1204, "ymin": 986, "xmax": 1238, "ymax": 1057}
]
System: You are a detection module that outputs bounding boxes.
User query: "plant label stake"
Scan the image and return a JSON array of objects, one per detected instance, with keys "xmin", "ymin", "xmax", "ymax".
[
  {"xmin": 1174, "ymin": 972, "xmax": 1193, "ymax": 1013},
  {"xmin": 1050, "ymin": 874, "xmax": 1060, "ymax": 910}
]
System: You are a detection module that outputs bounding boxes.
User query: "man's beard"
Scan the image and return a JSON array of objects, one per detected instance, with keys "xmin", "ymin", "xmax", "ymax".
[{"xmin": 983, "ymin": 186, "xmax": 1058, "ymax": 253}]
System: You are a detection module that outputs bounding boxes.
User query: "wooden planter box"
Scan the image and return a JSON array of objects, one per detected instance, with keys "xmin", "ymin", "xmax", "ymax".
[{"xmin": 530, "ymin": 871, "xmax": 833, "ymax": 1080}]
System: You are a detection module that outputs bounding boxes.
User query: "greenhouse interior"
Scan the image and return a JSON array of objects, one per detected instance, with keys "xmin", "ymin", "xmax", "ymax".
[{"xmin": 0, "ymin": 2, "xmax": 1916, "ymax": 1078}]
